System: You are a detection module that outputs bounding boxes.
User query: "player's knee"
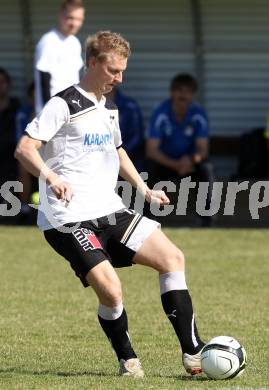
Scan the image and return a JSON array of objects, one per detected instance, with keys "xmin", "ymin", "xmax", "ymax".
[
  {"xmin": 102, "ymin": 283, "xmax": 123, "ymax": 307},
  {"xmin": 159, "ymin": 248, "xmax": 185, "ymax": 272},
  {"xmin": 174, "ymin": 248, "xmax": 185, "ymax": 268}
]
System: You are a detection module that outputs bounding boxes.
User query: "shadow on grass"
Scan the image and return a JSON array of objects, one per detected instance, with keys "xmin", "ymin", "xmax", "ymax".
[
  {"xmin": 0, "ymin": 368, "xmax": 210, "ymax": 381},
  {"xmin": 0, "ymin": 367, "xmax": 116, "ymax": 378},
  {"xmin": 154, "ymin": 373, "xmax": 209, "ymax": 381},
  {"xmin": 178, "ymin": 375, "xmax": 209, "ymax": 382}
]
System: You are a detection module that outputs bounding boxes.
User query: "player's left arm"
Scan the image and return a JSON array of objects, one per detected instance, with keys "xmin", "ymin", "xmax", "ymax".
[{"xmin": 117, "ymin": 147, "xmax": 169, "ymax": 205}]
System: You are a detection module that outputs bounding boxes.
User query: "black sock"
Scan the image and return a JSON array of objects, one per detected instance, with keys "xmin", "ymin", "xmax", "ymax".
[
  {"xmin": 161, "ymin": 289, "xmax": 204, "ymax": 354},
  {"xmin": 98, "ymin": 308, "xmax": 137, "ymax": 361}
]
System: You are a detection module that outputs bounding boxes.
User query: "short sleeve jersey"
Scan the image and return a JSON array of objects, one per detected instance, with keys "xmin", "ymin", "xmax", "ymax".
[
  {"xmin": 147, "ymin": 99, "xmax": 209, "ymax": 159},
  {"xmin": 35, "ymin": 29, "xmax": 83, "ymax": 114},
  {"xmin": 25, "ymin": 85, "xmax": 125, "ymax": 231}
]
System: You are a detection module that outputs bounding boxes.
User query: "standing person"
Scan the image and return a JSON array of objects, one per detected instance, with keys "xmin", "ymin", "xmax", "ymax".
[
  {"xmin": 35, "ymin": 0, "xmax": 85, "ymax": 114},
  {"xmin": 146, "ymin": 74, "xmax": 214, "ymax": 227},
  {"xmin": 15, "ymin": 31, "xmax": 205, "ymax": 378}
]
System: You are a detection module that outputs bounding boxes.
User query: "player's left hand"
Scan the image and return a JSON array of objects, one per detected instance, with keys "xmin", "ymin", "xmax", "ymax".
[{"xmin": 146, "ymin": 189, "xmax": 170, "ymax": 205}]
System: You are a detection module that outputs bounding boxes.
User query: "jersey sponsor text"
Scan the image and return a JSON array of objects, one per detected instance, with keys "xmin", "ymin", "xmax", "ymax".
[{"xmin": 83, "ymin": 133, "xmax": 112, "ymax": 146}]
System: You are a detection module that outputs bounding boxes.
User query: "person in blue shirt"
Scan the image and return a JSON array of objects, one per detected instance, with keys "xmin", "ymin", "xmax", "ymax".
[
  {"xmin": 107, "ymin": 88, "xmax": 145, "ymax": 172},
  {"xmin": 16, "ymin": 82, "xmax": 35, "ymax": 142},
  {"xmin": 146, "ymin": 73, "xmax": 214, "ymax": 226}
]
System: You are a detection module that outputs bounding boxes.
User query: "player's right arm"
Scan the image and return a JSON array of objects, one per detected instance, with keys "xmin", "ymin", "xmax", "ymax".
[
  {"xmin": 15, "ymin": 97, "xmax": 73, "ymax": 202},
  {"xmin": 15, "ymin": 135, "xmax": 46, "ymax": 177},
  {"xmin": 15, "ymin": 135, "xmax": 73, "ymax": 202}
]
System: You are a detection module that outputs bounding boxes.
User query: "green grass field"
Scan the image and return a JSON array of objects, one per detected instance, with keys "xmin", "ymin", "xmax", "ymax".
[{"xmin": 0, "ymin": 226, "xmax": 268, "ymax": 390}]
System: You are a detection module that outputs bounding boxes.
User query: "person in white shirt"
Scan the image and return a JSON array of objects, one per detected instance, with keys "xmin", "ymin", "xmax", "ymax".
[
  {"xmin": 35, "ymin": 0, "xmax": 85, "ymax": 114},
  {"xmin": 15, "ymin": 31, "xmax": 205, "ymax": 378}
]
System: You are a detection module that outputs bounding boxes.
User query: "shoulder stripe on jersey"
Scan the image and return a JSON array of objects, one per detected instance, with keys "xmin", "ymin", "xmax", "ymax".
[
  {"xmin": 69, "ymin": 110, "xmax": 98, "ymax": 124},
  {"xmin": 70, "ymin": 106, "xmax": 97, "ymax": 119}
]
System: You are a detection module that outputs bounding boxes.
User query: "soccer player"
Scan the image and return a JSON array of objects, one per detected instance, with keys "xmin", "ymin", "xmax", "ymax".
[
  {"xmin": 15, "ymin": 31, "xmax": 205, "ymax": 378},
  {"xmin": 34, "ymin": 0, "xmax": 85, "ymax": 114}
]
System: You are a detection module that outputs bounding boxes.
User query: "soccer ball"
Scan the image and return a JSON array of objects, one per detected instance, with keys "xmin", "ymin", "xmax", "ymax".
[{"xmin": 201, "ymin": 336, "xmax": 247, "ymax": 380}]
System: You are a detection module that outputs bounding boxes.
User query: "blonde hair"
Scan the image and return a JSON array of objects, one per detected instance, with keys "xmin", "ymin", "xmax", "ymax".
[{"xmin": 85, "ymin": 31, "xmax": 131, "ymax": 67}]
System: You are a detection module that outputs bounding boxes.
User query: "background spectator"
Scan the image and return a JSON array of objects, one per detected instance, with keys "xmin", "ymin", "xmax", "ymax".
[
  {"xmin": 16, "ymin": 82, "xmax": 35, "ymax": 141},
  {"xmin": 16, "ymin": 82, "xmax": 37, "ymax": 223},
  {"xmin": 107, "ymin": 88, "xmax": 145, "ymax": 171},
  {"xmin": 146, "ymin": 73, "xmax": 214, "ymax": 226},
  {"xmin": 0, "ymin": 68, "xmax": 20, "ymax": 198},
  {"xmin": 264, "ymin": 113, "xmax": 269, "ymax": 166},
  {"xmin": 236, "ymin": 127, "xmax": 269, "ymax": 180},
  {"xmin": 34, "ymin": 0, "xmax": 85, "ymax": 114}
]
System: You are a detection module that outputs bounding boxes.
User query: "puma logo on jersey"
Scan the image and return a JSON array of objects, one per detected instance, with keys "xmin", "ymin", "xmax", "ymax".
[
  {"xmin": 72, "ymin": 99, "xmax": 82, "ymax": 108},
  {"xmin": 167, "ymin": 310, "xmax": 177, "ymax": 318}
]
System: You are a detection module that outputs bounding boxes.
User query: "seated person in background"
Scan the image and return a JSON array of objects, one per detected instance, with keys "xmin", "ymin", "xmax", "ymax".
[
  {"xmin": 146, "ymin": 73, "xmax": 214, "ymax": 226},
  {"xmin": 264, "ymin": 113, "xmax": 269, "ymax": 156},
  {"xmin": 0, "ymin": 68, "xmax": 20, "ymax": 203},
  {"xmin": 16, "ymin": 82, "xmax": 35, "ymax": 140},
  {"xmin": 107, "ymin": 88, "xmax": 145, "ymax": 172},
  {"xmin": 16, "ymin": 82, "xmax": 37, "ymax": 223}
]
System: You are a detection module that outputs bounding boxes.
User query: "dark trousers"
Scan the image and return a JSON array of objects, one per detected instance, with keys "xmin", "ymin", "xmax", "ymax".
[{"xmin": 145, "ymin": 159, "xmax": 215, "ymax": 226}]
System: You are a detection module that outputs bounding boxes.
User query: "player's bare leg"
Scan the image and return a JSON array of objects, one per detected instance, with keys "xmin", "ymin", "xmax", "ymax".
[
  {"xmin": 85, "ymin": 260, "xmax": 144, "ymax": 377},
  {"xmin": 134, "ymin": 228, "xmax": 205, "ymax": 375}
]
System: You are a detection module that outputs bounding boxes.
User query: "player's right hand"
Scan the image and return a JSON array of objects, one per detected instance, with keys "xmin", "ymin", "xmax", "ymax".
[{"xmin": 47, "ymin": 172, "xmax": 74, "ymax": 205}]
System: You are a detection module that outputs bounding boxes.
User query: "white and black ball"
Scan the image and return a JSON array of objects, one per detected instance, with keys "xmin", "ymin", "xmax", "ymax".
[{"xmin": 201, "ymin": 336, "xmax": 247, "ymax": 380}]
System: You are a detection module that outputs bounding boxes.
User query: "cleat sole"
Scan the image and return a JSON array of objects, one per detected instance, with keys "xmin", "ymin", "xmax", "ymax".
[{"xmin": 191, "ymin": 367, "xmax": 202, "ymax": 376}]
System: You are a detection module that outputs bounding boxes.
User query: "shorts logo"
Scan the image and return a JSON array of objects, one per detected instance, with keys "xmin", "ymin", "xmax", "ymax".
[{"xmin": 72, "ymin": 228, "xmax": 102, "ymax": 251}]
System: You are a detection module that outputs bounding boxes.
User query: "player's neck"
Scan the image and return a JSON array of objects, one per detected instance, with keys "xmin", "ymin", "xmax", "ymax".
[{"xmin": 79, "ymin": 78, "xmax": 103, "ymax": 102}]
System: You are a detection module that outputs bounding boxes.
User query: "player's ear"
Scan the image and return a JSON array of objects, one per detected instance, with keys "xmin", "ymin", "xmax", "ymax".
[{"xmin": 88, "ymin": 57, "xmax": 97, "ymax": 69}]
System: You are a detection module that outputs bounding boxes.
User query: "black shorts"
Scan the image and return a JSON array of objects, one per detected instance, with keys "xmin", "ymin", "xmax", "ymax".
[{"xmin": 44, "ymin": 208, "xmax": 159, "ymax": 287}]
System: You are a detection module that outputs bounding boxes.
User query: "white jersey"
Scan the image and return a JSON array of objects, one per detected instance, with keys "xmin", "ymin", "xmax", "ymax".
[
  {"xmin": 26, "ymin": 85, "xmax": 125, "ymax": 231},
  {"xmin": 35, "ymin": 29, "xmax": 83, "ymax": 114}
]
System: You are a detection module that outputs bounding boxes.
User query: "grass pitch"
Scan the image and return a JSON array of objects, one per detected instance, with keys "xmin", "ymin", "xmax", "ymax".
[{"xmin": 0, "ymin": 226, "xmax": 268, "ymax": 390}]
